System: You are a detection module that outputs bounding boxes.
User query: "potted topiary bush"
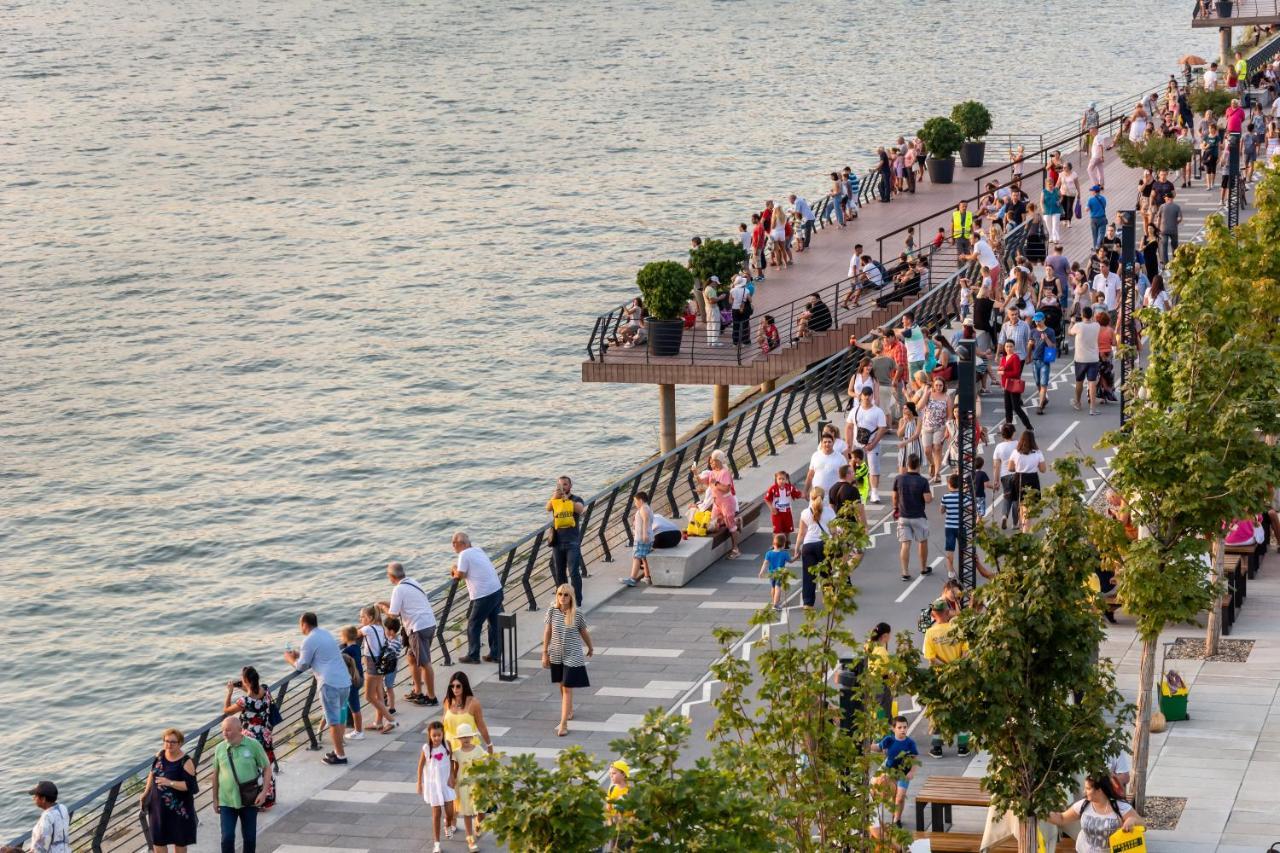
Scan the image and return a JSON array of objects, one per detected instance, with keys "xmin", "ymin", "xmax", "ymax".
[
  {"xmin": 688, "ymin": 238, "xmax": 748, "ymax": 287},
  {"xmin": 636, "ymin": 260, "xmax": 695, "ymax": 357},
  {"xmin": 951, "ymin": 100, "xmax": 993, "ymax": 168},
  {"xmin": 917, "ymin": 116, "xmax": 965, "ymax": 184}
]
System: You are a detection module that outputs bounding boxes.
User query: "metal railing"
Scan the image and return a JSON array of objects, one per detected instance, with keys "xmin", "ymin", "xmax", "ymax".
[
  {"xmin": 1194, "ymin": 0, "xmax": 1280, "ymax": 21},
  {"xmin": 23, "ymin": 213, "xmax": 1022, "ymax": 853},
  {"xmin": 1247, "ymin": 28, "xmax": 1280, "ymax": 76}
]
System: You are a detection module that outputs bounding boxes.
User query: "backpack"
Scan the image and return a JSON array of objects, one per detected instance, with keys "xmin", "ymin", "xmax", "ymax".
[{"xmin": 368, "ymin": 628, "xmax": 398, "ymax": 676}]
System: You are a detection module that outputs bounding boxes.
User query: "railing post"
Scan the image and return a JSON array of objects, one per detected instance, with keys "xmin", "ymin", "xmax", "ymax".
[
  {"xmin": 92, "ymin": 782, "xmax": 121, "ymax": 853},
  {"xmin": 763, "ymin": 392, "xmax": 783, "ymax": 456},
  {"xmin": 621, "ymin": 475, "xmax": 643, "ymax": 544},
  {"xmin": 595, "ymin": 487, "xmax": 620, "ymax": 563},
  {"xmin": 725, "ymin": 413, "xmax": 745, "ymax": 479},
  {"xmin": 436, "ymin": 580, "xmax": 458, "ymax": 665},
  {"xmin": 665, "ymin": 447, "xmax": 688, "ymax": 515},
  {"xmin": 780, "ymin": 387, "xmax": 798, "ymax": 445},
  {"xmin": 300, "ymin": 678, "xmax": 321, "ymax": 751},
  {"xmin": 521, "ymin": 536, "xmax": 542, "ymax": 610},
  {"xmin": 744, "ymin": 400, "xmax": 765, "ymax": 468},
  {"xmin": 189, "ymin": 730, "xmax": 210, "ymax": 768}
]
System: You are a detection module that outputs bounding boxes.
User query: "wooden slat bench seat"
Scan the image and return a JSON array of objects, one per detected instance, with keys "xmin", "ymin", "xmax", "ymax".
[
  {"xmin": 912, "ymin": 831, "xmax": 1076, "ymax": 852},
  {"xmin": 914, "ymin": 775, "xmax": 991, "ymax": 831}
]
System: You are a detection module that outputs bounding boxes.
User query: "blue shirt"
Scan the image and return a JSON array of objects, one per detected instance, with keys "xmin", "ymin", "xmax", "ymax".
[
  {"xmin": 764, "ymin": 549, "xmax": 790, "ymax": 577},
  {"xmin": 939, "ymin": 491, "xmax": 973, "ymax": 530},
  {"xmin": 878, "ymin": 734, "xmax": 919, "ymax": 770},
  {"xmin": 1087, "ymin": 194, "xmax": 1107, "ymax": 220},
  {"xmin": 296, "ymin": 626, "xmax": 353, "ymax": 691},
  {"xmin": 792, "ymin": 196, "xmax": 815, "ymax": 223},
  {"xmin": 340, "ymin": 642, "xmax": 364, "ymax": 678},
  {"xmin": 847, "ymin": 172, "xmax": 860, "ymax": 198},
  {"xmin": 1031, "ymin": 326, "xmax": 1057, "ymax": 361}
]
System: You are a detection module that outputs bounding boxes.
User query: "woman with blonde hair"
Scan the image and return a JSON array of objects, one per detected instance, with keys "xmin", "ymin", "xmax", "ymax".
[
  {"xmin": 697, "ymin": 450, "xmax": 741, "ymax": 557},
  {"xmin": 541, "ymin": 583, "xmax": 594, "ymax": 736},
  {"xmin": 791, "ymin": 487, "xmax": 837, "ymax": 609},
  {"xmin": 141, "ymin": 728, "xmax": 199, "ymax": 851}
]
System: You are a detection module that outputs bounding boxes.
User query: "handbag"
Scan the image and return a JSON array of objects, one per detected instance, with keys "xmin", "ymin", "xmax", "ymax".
[
  {"xmin": 1109, "ymin": 825, "xmax": 1147, "ymax": 853},
  {"xmin": 1006, "ymin": 378, "xmax": 1026, "ymax": 394},
  {"xmin": 1042, "ymin": 344, "xmax": 1057, "ymax": 364},
  {"xmin": 1074, "ymin": 199, "xmax": 1083, "ymax": 219},
  {"xmin": 225, "ymin": 743, "xmax": 263, "ymax": 808}
]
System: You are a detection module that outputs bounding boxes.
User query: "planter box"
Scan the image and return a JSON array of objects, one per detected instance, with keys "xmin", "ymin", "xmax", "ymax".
[
  {"xmin": 926, "ymin": 156, "xmax": 956, "ymax": 184},
  {"xmin": 646, "ymin": 317, "xmax": 685, "ymax": 357},
  {"xmin": 960, "ymin": 140, "xmax": 986, "ymax": 168}
]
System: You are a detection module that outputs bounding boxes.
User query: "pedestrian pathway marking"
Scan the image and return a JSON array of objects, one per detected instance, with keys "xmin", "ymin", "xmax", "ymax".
[
  {"xmin": 598, "ymin": 605, "xmax": 658, "ymax": 614},
  {"xmin": 698, "ymin": 601, "xmax": 763, "ymax": 609},
  {"xmin": 1047, "ymin": 419, "xmax": 1080, "ymax": 452},
  {"xmin": 502, "ymin": 746, "xmax": 562, "ymax": 759},
  {"xmin": 351, "ymin": 780, "xmax": 418, "ymax": 794},
  {"xmin": 554, "ymin": 713, "xmax": 648, "ymax": 733},
  {"xmin": 598, "ymin": 685, "xmax": 683, "ymax": 699},
  {"xmin": 311, "ymin": 789, "xmax": 386, "ymax": 804},
  {"xmin": 597, "ymin": 646, "xmax": 684, "ymax": 658},
  {"xmin": 642, "ymin": 586, "xmax": 717, "ymax": 595},
  {"xmin": 726, "ymin": 576, "xmax": 765, "ymax": 584},
  {"xmin": 729, "ymin": 552, "xmax": 760, "ymax": 560},
  {"xmin": 273, "ymin": 846, "xmax": 371, "ymax": 853}
]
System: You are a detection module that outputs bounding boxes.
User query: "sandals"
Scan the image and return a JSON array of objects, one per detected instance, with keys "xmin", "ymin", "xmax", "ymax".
[
  {"xmin": 727, "ymin": 549, "xmax": 742, "ymax": 559},
  {"xmin": 556, "ymin": 726, "xmax": 569, "ymax": 737}
]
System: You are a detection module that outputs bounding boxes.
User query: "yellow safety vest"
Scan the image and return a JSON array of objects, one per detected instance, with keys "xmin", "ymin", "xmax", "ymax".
[
  {"xmin": 952, "ymin": 209, "xmax": 974, "ymax": 239},
  {"xmin": 550, "ymin": 498, "xmax": 577, "ymax": 530}
]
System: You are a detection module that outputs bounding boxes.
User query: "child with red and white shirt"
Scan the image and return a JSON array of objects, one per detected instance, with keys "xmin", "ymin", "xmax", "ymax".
[{"xmin": 764, "ymin": 471, "xmax": 804, "ymax": 543}]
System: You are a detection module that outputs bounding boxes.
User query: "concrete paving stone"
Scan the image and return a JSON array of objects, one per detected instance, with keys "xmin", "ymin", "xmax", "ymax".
[
  {"xmin": 261, "ymin": 837, "xmax": 342, "ymax": 850},
  {"xmin": 1220, "ymin": 832, "xmax": 1280, "ymax": 847},
  {"xmin": 299, "ymin": 822, "xmax": 394, "ymax": 839},
  {"xmin": 1168, "ymin": 807, "xmax": 1231, "ymax": 834}
]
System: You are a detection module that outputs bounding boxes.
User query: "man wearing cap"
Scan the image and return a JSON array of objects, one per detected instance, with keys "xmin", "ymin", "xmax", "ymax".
[
  {"xmin": 1030, "ymin": 312, "xmax": 1057, "ymax": 415},
  {"xmin": 1086, "ymin": 184, "xmax": 1108, "ymax": 248},
  {"xmin": 923, "ymin": 600, "xmax": 971, "ymax": 758},
  {"xmin": 1081, "ymin": 101, "xmax": 1100, "ymax": 150},
  {"xmin": 1, "ymin": 782, "xmax": 69, "ymax": 853},
  {"xmin": 702, "ymin": 275, "xmax": 722, "ymax": 346}
]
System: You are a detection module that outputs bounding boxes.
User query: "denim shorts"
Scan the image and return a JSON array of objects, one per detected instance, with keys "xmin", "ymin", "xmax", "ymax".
[
  {"xmin": 944, "ymin": 527, "xmax": 959, "ymax": 552},
  {"xmin": 1033, "ymin": 360, "xmax": 1051, "ymax": 388},
  {"xmin": 319, "ymin": 684, "xmax": 348, "ymax": 726}
]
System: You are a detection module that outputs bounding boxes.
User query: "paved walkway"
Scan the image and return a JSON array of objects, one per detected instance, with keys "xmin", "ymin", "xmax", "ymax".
[{"xmin": 193, "ymin": 150, "xmax": 1250, "ymax": 853}]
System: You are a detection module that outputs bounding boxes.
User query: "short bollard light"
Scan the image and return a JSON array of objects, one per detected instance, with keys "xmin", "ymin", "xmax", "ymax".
[{"xmin": 498, "ymin": 612, "xmax": 518, "ymax": 681}]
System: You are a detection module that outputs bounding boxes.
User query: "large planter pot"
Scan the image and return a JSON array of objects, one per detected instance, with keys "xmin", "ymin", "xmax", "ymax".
[
  {"xmin": 959, "ymin": 140, "xmax": 986, "ymax": 168},
  {"xmin": 1216, "ymin": 0, "xmax": 1232, "ymax": 17},
  {"xmin": 926, "ymin": 156, "xmax": 956, "ymax": 184},
  {"xmin": 646, "ymin": 317, "xmax": 685, "ymax": 357}
]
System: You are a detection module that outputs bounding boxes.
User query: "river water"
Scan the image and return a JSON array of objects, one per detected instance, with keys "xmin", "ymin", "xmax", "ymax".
[{"xmin": 0, "ymin": 0, "xmax": 1213, "ymax": 830}]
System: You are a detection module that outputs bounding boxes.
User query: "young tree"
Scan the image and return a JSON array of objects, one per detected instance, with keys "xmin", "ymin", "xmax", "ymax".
[
  {"xmin": 1104, "ymin": 171, "xmax": 1280, "ymax": 807},
  {"xmin": 708, "ymin": 501, "xmax": 915, "ymax": 851},
  {"xmin": 905, "ymin": 459, "xmax": 1132, "ymax": 853}
]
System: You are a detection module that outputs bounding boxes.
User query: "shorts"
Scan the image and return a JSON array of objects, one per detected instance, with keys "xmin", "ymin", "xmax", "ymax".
[
  {"xmin": 634, "ymin": 540, "xmax": 653, "ymax": 558},
  {"xmin": 409, "ymin": 626, "xmax": 436, "ymax": 663},
  {"xmin": 897, "ymin": 517, "xmax": 929, "ymax": 543},
  {"xmin": 550, "ymin": 663, "xmax": 590, "ymax": 689},
  {"xmin": 347, "ymin": 684, "xmax": 362, "ymax": 715},
  {"xmin": 1074, "ymin": 361, "xmax": 1100, "ymax": 382},
  {"xmin": 383, "ymin": 670, "xmax": 396, "ymax": 690},
  {"xmin": 771, "ymin": 510, "xmax": 795, "ymax": 534},
  {"xmin": 770, "ymin": 577, "xmax": 784, "ymax": 589},
  {"xmin": 362, "ymin": 656, "xmax": 377, "ymax": 679},
  {"xmin": 920, "ymin": 428, "xmax": 944, "ymax": 448},
  {"xmin": 944, "ymin": 527, "xmax": 959, "ymax": 553},
  {"xmin": 896, "ymin": 777, "xmax": 911, "ymax": 790},
  {"xmin": 908, "ymin": 360, "xmax": 926, "ymax": 378},
  {"xmin": 1033, "ymin": 360, "xmax": 1051, "ymax": 388},
  {"xmin": 976, "ymin": 497, "xmax": 987, "ymax": 518},
  {"xmin": 319, "ymin": 684, "xmax": 348, "ymax": 726},
  {"xmin": 864, "ymin": 446, "xmax": 881, "ymax": 475}
]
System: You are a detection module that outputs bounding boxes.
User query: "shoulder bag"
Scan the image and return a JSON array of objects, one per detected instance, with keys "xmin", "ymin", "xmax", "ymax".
[{"xmin": 225, "ymin": 744, "xmax": 263, "ymax": 808}]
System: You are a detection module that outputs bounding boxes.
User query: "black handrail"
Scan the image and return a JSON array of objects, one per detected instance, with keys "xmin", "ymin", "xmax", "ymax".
[{"xmin": 1247, "ymin": 28, "xmax": 1280, "ymax": 77}]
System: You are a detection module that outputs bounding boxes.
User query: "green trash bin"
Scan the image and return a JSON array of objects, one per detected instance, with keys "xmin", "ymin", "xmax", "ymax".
[{"xmin": 1159, "ymin": 683, "xmax": 1189, "ymax": 721}]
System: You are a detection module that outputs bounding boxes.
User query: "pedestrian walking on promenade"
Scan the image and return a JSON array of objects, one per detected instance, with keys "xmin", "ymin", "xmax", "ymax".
[
  {"xmin": 211, "ymin": 717, "xmax": 272, "ymax": 853},
  {"xmin": 542, "ymin": 583, "xmax": 595, "ymax": 737},
  {"xmin": 1041, "ymin": 178, "xmax": 1063, "ymax": 242},
  {"xmin": 923, "ymin": 600, "xmax": 970, "ymax": 758},
  {"xmin": 546, "ymin": 478, "xmax": 585, "ymax": 606},
  {"xmin": 1070, "ymin": 306, "xmax": 1102, "ymax": 416},
  {"xmin": 1158, "ymin": 189, "xmax": 1183, "ymax": 265},
  {"xmin": 1087, "ymin": 184, "xmax": 1108, "ymax": 248},
  {"xmin": 1030, "ymin": 312, "xmax": 1057, "ymax": 415},
  {"xmin": 417, "ymin": 721, "xmax": 456, "ymax": 853},
  {"xmin": 828, "ymin": 172, "xmax": 846, "ymax": 228},
  {"xmin": 624, "ymin": 490, "xmax": 654, "ymax": 586},
  {"xmin": 442, "ymin": 670, "xmax": 495, "ymax": 754},
  {"xmin": 999, "ymin": 340, "xmax": 1033, "ymax": 431},
  {"xmin": 377, "ymin": 561, "xmax": 439, "ymax": 707},
  {"xmin": 1048, "ymin": 774, "xmax": 1144, "ymax": 853},
  {"xmin": 222, "ymin": 666, "xmax": 278, "ymax": 807},
  {"xmin": 1060, "ymin": 162, "xmax": 1080, "ymax": 229},
  {"xmin": 1087, "ymin": 132, "xmax": 1107, "ymax": 190},
  {"xmin": 1005, "ymin": 430, "xmax": 1047, "ymax": 533},
  {"xmin": 450, "ymin": 532, "xmax": 504, "ymax": 665},
  {"xmin": 141, "ymin": 728, "xmax": 199, "ymax": 852},
  {"xmin": 877, "ymin": 148, "xmax": 892, "ymax": 202},
  {"xmin": 2, "ymin": 781, "xmax": 69, "ymax": 853},
  {"xmin": 358, "ymin": 605, "xmax": 396, "ymax": 734},
  {"xmin": 792, "ymin": 487, "xmax": 837, "ymax": 608},
  {"xmin": 892, "ymin": 454, "xmax": 932, "ymax": 581},
  {"xmin": 992, "ymin": 422, "xmax": 1019, "ymax": 530},
  {"xmin": 284, "ymin": 612, "xmax": 352, "ymax": 765}
]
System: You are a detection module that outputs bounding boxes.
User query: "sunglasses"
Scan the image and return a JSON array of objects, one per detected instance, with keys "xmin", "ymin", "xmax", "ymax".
[{"xmin": 451, "ymin": 682, "xmax": 463, "ymax": 689}]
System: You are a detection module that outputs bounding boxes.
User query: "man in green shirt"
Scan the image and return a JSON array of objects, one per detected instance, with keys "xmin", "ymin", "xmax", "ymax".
[{"xmin": 211, "ymin": 716, "xmax": 272, "ymax": 853}]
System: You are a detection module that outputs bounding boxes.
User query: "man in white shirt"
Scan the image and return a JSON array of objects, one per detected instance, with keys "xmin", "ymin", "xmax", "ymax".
[
  {"xmin": 847, "ymin": 243, "xmax": 865, "ymax": 279},
  {"xmin": 805, "ymin": 433, "xmax": 845, "ymax": 495},
  {"xmin": 964, "ymin": 234, "xmax": 1002, "ymax": 283},
  {"xmin": 729, "ymin": 274, "xmax": 750, "ymax": 345},
  {"xmin": 846, "ymin": 387, "xmax": 888, "ymax": 501},
  {"xmin": 2, "ymin": 781, "xmax": 69, "ymax": 853},
  {"xmin": 1092, "ymin": 260, "xmax": 1120, "ymax": 313},
  {"xmin": 1204, "ymin": 61, "xmax": 1219, "ymax": 90},
  {"xmin": 789, "ymin": 193, "xmax": 816, "ymax": 248},
  {"xmin": 378, "ymin": 561, "xmax": 439, "ymax": 706},
  {"xmin": 451, "ymin": 532, "xmax": 505, "ymax": 665},
  {"xmin": 1070, "ymin": 306, "xmax": 1102, "ymax": 415}
]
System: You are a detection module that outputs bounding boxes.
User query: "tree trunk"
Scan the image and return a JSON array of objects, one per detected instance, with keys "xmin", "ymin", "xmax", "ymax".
[
  {"xmin": 1019, "ymin": 817, "xmax": 1039, "ymax": 853},
  {"xmin": 1205, "ymin": 537, "xmax": 1224, "ymax": 657},
  {"xmin": 1130, "ymin": 634, "xmax": 1157, "ymax": 813}
]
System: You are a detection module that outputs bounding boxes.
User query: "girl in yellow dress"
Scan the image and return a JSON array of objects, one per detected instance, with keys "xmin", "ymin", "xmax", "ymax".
[{"xmin": 451, "ymin": 723, "xmax": 486, "ymax": 852}]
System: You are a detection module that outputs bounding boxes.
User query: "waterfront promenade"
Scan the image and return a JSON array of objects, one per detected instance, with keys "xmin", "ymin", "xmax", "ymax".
[{"xmin": 187, "ymin": 147, "xmax": 1270, "ymax": 851}]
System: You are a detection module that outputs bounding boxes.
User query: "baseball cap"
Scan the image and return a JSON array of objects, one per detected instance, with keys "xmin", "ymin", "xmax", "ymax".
[
  {"xmin": 1090, "ymin": 184, "xmax": 1103, "ymax": 192},
  {"xmin": 1033, "ymin": 311, "xmax": 1045, "ymax": 322},
  {"xmin": 930, "ymin": 599, "xmax": 949, "ymax": 613},
  {"xmin": 610, "ymin": 759, "xmax": 630, "ymax": 777},
  {"xmin": 709, "ymin": 275, "xmax": 720, "ymax": 284},
  {"xmin": 28, "ymin": 781, "xmax": 57, "ymax": 801}
]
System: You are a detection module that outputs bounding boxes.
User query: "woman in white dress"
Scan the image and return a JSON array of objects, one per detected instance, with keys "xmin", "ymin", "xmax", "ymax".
[{"xmin": 417, "ymin": 721, "xmax": 457, "ymax": 853}]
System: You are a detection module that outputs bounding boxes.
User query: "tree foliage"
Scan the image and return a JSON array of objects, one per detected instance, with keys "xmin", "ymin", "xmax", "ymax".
[
  {"xmin": 951, "ymin": 100, "xmax": 994, "ymax": 141},
  {"xmin": 688, "ymin": 238, "xmax": 748, "ymax": 289},
  {"xmin": 1115, "ymin": 135, "xmax": 1195, "ymax": 172},
  {"xmin": 709, "ymin": 500, "xmax": 914, "ymax": 851},
  {"xmin": 636, "ymin": 260, "xmax": 695, "ymax": 321},
  {"xmin": 904, "ymin": 458, "xmax": 1132, "ymax": 852},
  {"xmin": 918, "ymin": 116, "xmax": 965, "ymax": 160},
  {"xmin": 1188, "ymin": 86, "xmax": 1232, "ymax": 116},
  {"xmin": 469, "ymin": 747, "xmax": 612, "ymax": 852}
]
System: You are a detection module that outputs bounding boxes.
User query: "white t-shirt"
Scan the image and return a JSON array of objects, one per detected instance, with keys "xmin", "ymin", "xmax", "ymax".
[
  {"xmin": 1108, "ymin": 750, "xmax": 1133, "ymax": 777},
  {"xmin": 389, "ymin": 578, "xmax": 438, "ymax": 632},
  {"xmin": 900, "ymin": 328, "xmax": 927, "ymax": 363},
  {"xmin": 1073, "ymin": 320, "xmax": 1101, "ymax": 362},
  {"xmin": 1143, "ymin": 288, "xmax": 1170, "ymax": 311},
  {"xmin": 739, "ymin": 231, "xmax": 752, "ymax": 255},
  {"xmin": 360, "ymin": 623, "xmax": 388, "ymax": 660},
  {"xmin": 992, "ymin": 440, "xmax": 1017, "ymax": 476},
  {"xmin": 1072, "ymin": 798, "xmax": 1134, "ymax": 853},
  {"xmin": 1009, "ymin": 449, "xmax": 1045, "ymax": 474},
  {"xmin": 848, "ymin": 253, "xmax": 864, "ymax": 278},
  {"xmin": 1093, "ymin": 272, "xmax": 1120, "ymax": 311},
  {"xmin": 973, "ymin": 238, "xmax": 1000, "ymax": 269},
  {"xmin": 831, "ymin": 436, "xmax": 849, "ymax": 458},
  {"xmin": 456, "ymin": 546, "xmax": 502, "ymax": 600},
  {"xmin": 800, "ymin": 504, "xmax": 838, "ymax": 545},
  {"xmin": 1204, "ymin": 68, "xmax": 1218, "ymax": 90},
  {"xmin": 847, "ymin": 405, "xmax": 888, "ymax": 447},
  {"xmin": 808, "ymin": 448, "xmax": 844, "ymax": 491},
  {"xmin": 730, "ymin": 283, "xmax": 747, "ymax": 310},
  {"xmin": 31, "ymin": 804, "xmax": 70, "ymax": 853}
]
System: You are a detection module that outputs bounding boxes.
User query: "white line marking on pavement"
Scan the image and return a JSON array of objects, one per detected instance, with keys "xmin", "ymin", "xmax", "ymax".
[
  {"xmin": 1047, "ymin": 419, "xmax": 1080, "ymax": 452},
  {"xmin": 310, "ymin": 789, "xmax": 386, "ymax": 804},
  {"xmin": 502, "ymin": 746, "xmax": 562, "ymax": 759},
  {"xmin": 726, "ymin": 576, "xmax": 765, "ymax": 584},
  {"xmin": 698, "ymin": 601, "xmax": 763, "ymax": 610},
  {"xmin": 597, "ymin": 646, "xmax": 683, "ymax": 658},
  {"xmin": 906, "ymin": 708, "xmax": 928, "ymax": 737},
  {"xmin": 273, "ymin": 846, "xmax": 371, "ymax": 853},
  {"xmin": 729, "ymin": 552, "xmax": 760, "ymax": 560},
  {"xmin": 598, "ymin": 605, "xmax": 658, "ymax": 614},
  {"xmin": 351, "ymin": 780, "xmax": 418, "ymax": 794},
  {"xmin": 642, "ymin": 587, "xmax": 717, "ymax": 595},
  {"xmin": 561, "ymin": 713, "xmax": 649, "ymax": 732},
  {"xmin": 597, "ymin": 686, "xmax": 682, "ymax": 699},
  {"xmin": 895, "ymin": 574, "xmax": 926, "ymax": 603},
  {"xmin": 646, "ymin": 680, "xmax": 696, "ymax": 691}
]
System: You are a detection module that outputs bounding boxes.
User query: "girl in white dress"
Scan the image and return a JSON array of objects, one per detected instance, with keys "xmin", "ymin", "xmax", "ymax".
[{"xmin": 417, "ymin": 721, "xmax": 457, "ymax": 852}]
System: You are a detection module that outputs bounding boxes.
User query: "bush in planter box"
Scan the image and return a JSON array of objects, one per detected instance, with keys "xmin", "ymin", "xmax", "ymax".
[
  {"xmin": 636, "ymin": 260, "xmax": 695, "ymax": 321},
  {"xmin": 950, "ymin": 100, "xmax": 993, "ymax": 141},
  {"xmin": 688, "ymin": 238, "xmax": 748, "ymax": 289},
  {"xmin": 917, "ymin": 116, "xmax": 965, "ymax": 161},
  {"xmin": 1115, "ymin": 135, "xmax": 1195, "ymax": 172}
]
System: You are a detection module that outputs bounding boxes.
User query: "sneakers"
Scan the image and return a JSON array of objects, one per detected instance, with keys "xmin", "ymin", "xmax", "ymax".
[
  {"xmin": 322, "ymin": 752, "xmax": 348, "ymax": 765},
  {"xmin": 345, "ymin": 731, "xmax": 366, "ymax": 741},
  {"xmin": 408, "ymin": 692, "xmax": 429, "ymax": 706},
  {"xmin": 467, "ymin": 837, "xmax": 479, "ymax": 853},
  {"xmin": 901, "ymin": 574, "xmax": 912, "ymax": 582},
  {"xmin": 868, "ymin": 492, "xmax": 882, "ymax": 504},
  {"xmin": 433, "ymin": 844, "xmax": 441, "ymax": 853},
  {"xmin": 456, "ymin": 656, "xmax": 481, "ymax": 664},
  {"xmin": 929, "ymin": 745, "xmax": 943, "ymax": 758},
  {"xmin": 482, "ymin": 655, "xmax": 499, "ymax": 663},
  {"xmin": 957, "ymin": 745, "xmax": 970, "ymax": 757},
  {"xmin": 422, "ymin": 695, "xmax": 440, "ymax": 706},
  {"xmin": 622, "ymin": 577, "xmax": 638, "ymax": 587}
]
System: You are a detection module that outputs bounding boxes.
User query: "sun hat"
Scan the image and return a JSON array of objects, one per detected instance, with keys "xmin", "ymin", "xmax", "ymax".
[
  {"xmin": 610, "ymin": 759, "xmax": 630, "ymax": 777},
  {"xmin": 454, "ymin": 723, "xmax": 478, "ymax": 739}
]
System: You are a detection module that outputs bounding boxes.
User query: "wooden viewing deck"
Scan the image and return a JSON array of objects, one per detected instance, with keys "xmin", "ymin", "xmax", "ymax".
[{"xmin": 1192, "ymin": 0, "xmax": 1280, "ymax": 27}]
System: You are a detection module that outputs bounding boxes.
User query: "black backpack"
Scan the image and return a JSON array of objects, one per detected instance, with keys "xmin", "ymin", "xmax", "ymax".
[{"xmin": 368, "ymin": 629, "xmax": 397, "ymax": 676}]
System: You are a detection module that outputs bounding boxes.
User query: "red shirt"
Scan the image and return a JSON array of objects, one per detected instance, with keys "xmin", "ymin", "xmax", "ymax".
[
  {"xmin": 751, "ymin": 224, "xmax": 767, "ymax": 250},
  {"xmin": 999, "ymin": 353, "xmax": 1024, "ymax": 387},
  {"xmin": 765, "ymin": 482, "xmax": 803, "ymax": 513},
  {"xmin": 1227, "ymin": 105, "xmax": 1245, "ymax": 133}
]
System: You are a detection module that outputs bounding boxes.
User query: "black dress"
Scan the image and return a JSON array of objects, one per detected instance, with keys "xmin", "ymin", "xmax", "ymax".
[{"xmin": 146, "ymin": 751, "xmax": 199, "ymax": 847}]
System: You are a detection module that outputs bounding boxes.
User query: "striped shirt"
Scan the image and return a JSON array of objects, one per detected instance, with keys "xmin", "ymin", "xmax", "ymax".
[
  {"xmin": 940, "ymin": 491, "xmax": 973, "ymax": 530},
  {"xmin": 544, "ymin": 607, "xmax": 588, "ymax": 667}
]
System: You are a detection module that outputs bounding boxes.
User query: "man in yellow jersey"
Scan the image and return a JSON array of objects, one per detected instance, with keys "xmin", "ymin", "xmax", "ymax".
[
  {"xmin": 923, "ymin": 599, "xmax": 971, "ymax": 757},
  {"xmin": 951, "ymin": 200, "xmax": 975, "ymax": 256},
  {"xmin": 1235, "ymin": 51, "xmax": 1249, "ymax": 90}
]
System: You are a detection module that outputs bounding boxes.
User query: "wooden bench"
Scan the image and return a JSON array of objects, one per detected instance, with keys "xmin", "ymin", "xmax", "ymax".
[
  {"xmin": 912, "ymin": 831, "xmax": 1075, "ymax": 852},
  {"xmin": 914, "ymin": 775, "xmax": 991, "ymax": 832},
  {"xmin": 1225, "ymin": 539, "xmax": 1262, "ymax": 579}
]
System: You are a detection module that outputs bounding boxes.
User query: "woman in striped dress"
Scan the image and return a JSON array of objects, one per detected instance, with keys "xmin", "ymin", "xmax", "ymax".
[{"xmin": 541, "ymin": 584, "xmax": 595, "ymax": 737}]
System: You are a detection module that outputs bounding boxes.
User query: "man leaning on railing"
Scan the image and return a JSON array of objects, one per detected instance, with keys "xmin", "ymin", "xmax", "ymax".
[{"xmin": 0, "ymin": 782, "xmax": 69, "ymax": 853}]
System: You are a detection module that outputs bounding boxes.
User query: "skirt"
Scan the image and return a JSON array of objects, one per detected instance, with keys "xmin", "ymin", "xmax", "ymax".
[{"xmin": 550, "ymin": 663, "xmax": 590, "ymax": 688}]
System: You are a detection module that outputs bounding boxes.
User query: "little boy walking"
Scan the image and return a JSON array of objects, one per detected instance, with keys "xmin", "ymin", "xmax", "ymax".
[
  {"xmin": 758, "ymin": 534, "xmax": 791, "ymax": 610},
  {"xmin": 873, "ymin": 715, "xmax": 919, "ymax": 828}
]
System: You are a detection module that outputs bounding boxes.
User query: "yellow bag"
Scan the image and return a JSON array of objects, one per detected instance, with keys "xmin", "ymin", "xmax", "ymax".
[
  {"xmin": 550, "ymin": 498, "xmax": 577, "ymax": 530},
  {"xmin": 686, "ymin": 509, "xmax": 712, "ymax": 537},
  {"xmin": 1109, "ymin": 825, "xmax": 1147, "ymax": 853}
]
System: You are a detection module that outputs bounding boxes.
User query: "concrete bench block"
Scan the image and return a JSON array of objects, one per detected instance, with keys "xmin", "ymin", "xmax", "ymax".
[{"xmin": 648, "ymin": 534, "xmax": 731, "ymax": 587}]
